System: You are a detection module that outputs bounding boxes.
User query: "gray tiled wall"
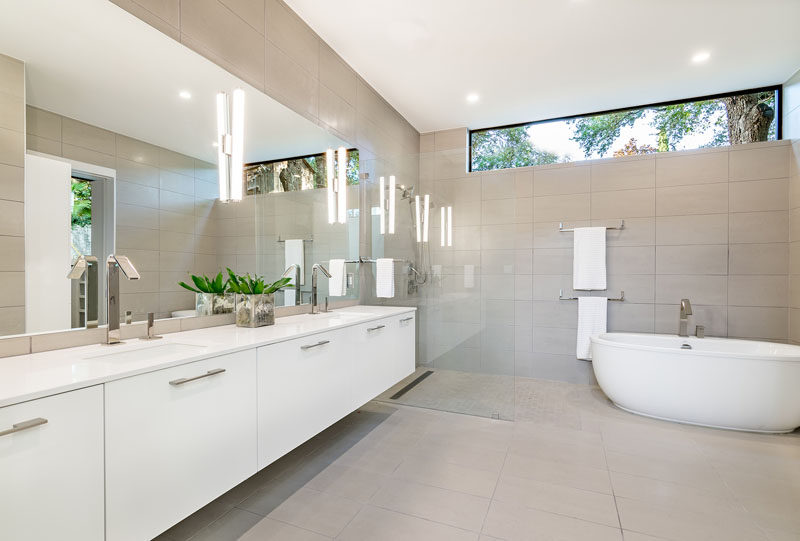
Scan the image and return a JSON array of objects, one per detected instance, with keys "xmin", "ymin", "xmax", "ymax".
[
  {"xmin": 411, "ymin": 130, "xmax": 793, "ymax": 383},
  {"xmin": 785, "ymin": 68, "xmax": 800, "ymax": 342},
  {"xmin": 0, "ymin": 54, "xmax": 25, "ymax": 335},
  {"xmin": 26, "ymin": 106, "xmax": 219, "ymax": 321}
]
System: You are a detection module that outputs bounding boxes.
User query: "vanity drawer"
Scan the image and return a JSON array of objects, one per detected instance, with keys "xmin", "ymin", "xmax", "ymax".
[
  {"xmin": 0, "ymin": 385, "xmax": 104, "ymax": 541},
  {"xmin": 105, "ymin": 349, "xmax": 257, "ymax": 541},
  {"xmin": 257, "ymin": 327, "xmax": 352, "ymax": 469}
]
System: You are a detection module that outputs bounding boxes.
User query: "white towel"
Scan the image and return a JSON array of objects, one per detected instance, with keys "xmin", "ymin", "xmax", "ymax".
[
  {"xmin": 328, "ymin": 259, "xmax": 346, "ymax": 297},
  {"xmin": 577, "ymin": 296, "xmax": 607, "ymax": 361},
  {"xmin": 284, "ymin": 239, "xmax": 305, "ymax": 305},
  {"xmin": 573, "ymin": 227, "xmax": 607, "ymax": 290},
  {"xmin": 376, "ymin": 258, "xmax": 395, "ymax": 298},
  {"xmin": 464, "ymin": 264, "xmax": 475, "ymax": 289}
]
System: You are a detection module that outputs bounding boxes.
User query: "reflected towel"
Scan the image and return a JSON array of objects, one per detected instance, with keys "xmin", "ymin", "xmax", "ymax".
[
  {"xmin": 577, "ymin": 296, "xmax": 607, "ymax": 361},
  {"xmin": 328, "ymin": 259, "xmax": 346, "ymax": 297},
  {"xmin": 376, "ymin": 258, "xmax": 395, "ymax": 298},
  {"xmin": 284, "ymin": 239, "xmax": 304, "ymax": 305},
  {"xmin": 573, "ymin": 227, "xmax": 607, "ymax": 290}
]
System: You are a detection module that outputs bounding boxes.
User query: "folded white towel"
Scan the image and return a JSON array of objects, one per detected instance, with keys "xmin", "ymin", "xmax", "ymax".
[
  {"xmin": 573, "ymin": 227, "xmax": 607, "ymax": 290},
  {"xmin": 328, "ymin": 259, "xmax": 346, "ymax": 297},
  {"xmin": 284, "ymin": 239, "xmax": 304, "ymax": 305},
  {"xmin": 376, "ymin": 258, "xmax": 395, "ymax": 298},
  {"xmin": 464, "ymin": 264, "xmax": 475, "ymax": 289},
  {"xmin": 577, "ymin": 296, "xmax": 607, "ymax": 360}
]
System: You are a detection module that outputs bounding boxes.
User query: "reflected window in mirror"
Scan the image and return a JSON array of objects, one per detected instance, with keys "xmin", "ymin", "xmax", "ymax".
[{"xmin": 245, "ymin": 149, "xmax": 359, "ymax": 195}]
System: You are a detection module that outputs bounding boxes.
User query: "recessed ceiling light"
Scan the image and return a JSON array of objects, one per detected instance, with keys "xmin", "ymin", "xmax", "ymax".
[
  {"xmin": 466, "ymin": 93, "xmax": 480, "ymax": 104},
  {"xmin": 179, "ymin": 90, "xmax": 192, "ymax": 99},
  {"xmin": 691, "ymin": 51, "xmax": 710, "ymax": 64}
]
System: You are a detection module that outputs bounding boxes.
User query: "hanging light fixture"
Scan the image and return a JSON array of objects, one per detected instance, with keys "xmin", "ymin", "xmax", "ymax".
[{"xmin": 216, "ymin": 89, "xmax": 245, "ymax": 202}]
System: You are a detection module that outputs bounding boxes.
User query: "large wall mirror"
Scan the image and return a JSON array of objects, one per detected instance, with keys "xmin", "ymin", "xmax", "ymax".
[{"xmin": 0, "ymin": 0, "xmax": 358, "ymax": 338}]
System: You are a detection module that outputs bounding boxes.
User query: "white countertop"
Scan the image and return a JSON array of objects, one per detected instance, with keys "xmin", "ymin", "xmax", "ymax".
[{"xmin": 0, "ymin": 305, "xmax": 415, "ymax": 408}]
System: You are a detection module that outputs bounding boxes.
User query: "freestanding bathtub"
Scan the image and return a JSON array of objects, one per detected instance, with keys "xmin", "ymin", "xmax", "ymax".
[{"xmin": 591, "ymin": 333, "xmax": 800, "ymax": 433}]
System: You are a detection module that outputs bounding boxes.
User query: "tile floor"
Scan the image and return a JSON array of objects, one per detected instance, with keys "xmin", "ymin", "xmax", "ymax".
[{"xmin": 158, "ymin": 377, "xmax": 800, "ymax": 541}]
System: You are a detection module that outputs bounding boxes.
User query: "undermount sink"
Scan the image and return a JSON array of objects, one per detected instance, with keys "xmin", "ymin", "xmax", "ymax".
[{"xmin": 82, "ymin": 343, "xmax": 207, "ymax": 364}]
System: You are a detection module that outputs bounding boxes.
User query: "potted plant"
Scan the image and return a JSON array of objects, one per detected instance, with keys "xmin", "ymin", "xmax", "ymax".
[
  {"xmin": 178, "ymin": 272, "xmax": 234, "ymax": 316},
  {"xmin": 226, "ymin": 268, "xmax": 292, "ymax": 328}
]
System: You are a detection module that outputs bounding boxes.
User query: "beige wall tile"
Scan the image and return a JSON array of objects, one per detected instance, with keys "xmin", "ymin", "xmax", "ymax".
[
  {"xmin": 117, "ymin": 180, "xmax": 160, "ymax": 208},
  {"xmin": 729, "ymin": 211, "xmax": 789, "ymax": 244},
  {"xmin": 0, "ymin": 335, "xmax": 30, "ymax": 358},
  {"xmin": 419, "ymin": 133, "xmax": 435, "ymax": 153},
  {"xmin": 0, "ymin": 200, "xmax": 23, "ymax": 236},
  {"xmin": 607, "ymin": 246, "xmax": 655, "ymax": 275},
  {"xmin": 434, "ymin": 128, "xmax": 467, "ymax": 152},
  {"xmin": 532, "ymin": 248, "xmax": 572, "ymax": 275},
  {"xmin": 0, "ymin": 306, "xmax": 24, "ymax": 336},
  {"xmin": 480, "ymin": 224, "xmax": 517, "ymax": 250},
  {"xmin": 266, "ymin": 0, "xmax": 318, "ymax": 74},
  {"xmin": 482, "ymin": 172, "xmax": 516, "ymax": 200},
  {"xmin": 0, "ymin": 236, "xmax": 23, "ymax": 271},
  {"xmin": 534, "ymin": 194, "xmax": 590, "ymax": 223},
  {"xmin": 533, "ymin": 165, "xmax": 590, "ymax": 196},
  {"xmin": 729, "ymin": 144, "xmax": 790, "ymax": 181},
  {"xmin": 655, "ymin": 151, "xmax": 728, "ymax": 187},
  {"xmin": 727, "ymin": 306, "xmax": 788, "ymax": 340},
  {"xmin": 221, "ymin": 0, "xmax": 265, "ymax": 34},
  {"xmin": 117, "ymin": 203, "xmax": 160, "ymax": 229},
  {"xmin": 608, "ymin": 302, "xmax": 654, "ymax": 333},
  {"xmin": 0, "ymin": 127, "xmax": 24, "ymax": 167},
  {"xmin": 116, "ymin": 157, "xmax": 159, "ymax": 188},
  {"xmin": 160, "ymin": 189, "xmax": 195, "ymax": 215},
  {"xmin": 26, "ymin": 134, "xmax": 62, "ymax": 156},
  {"xmin": 159, "ymin": 169, "xmax": 195, "ymax": 196},
  {"xmin": 514, "ymin": 170, "xmax": 533, "ymax": 198},
  {"xmin": 482, "ymin": 199, "xmax": 517, "ymax": 225},
  {"xmin": 591, "ymin": 188, "xmax": 655, "ymax": 219},
  {"xmin": 729, "ymin": 243, "xmax": 788, "ymax": 275},
  {"xmin": 61, "ymin": 117, "xmax": 116, "ymax": 155},
  {"xmin": 0, "ymin": 163, "xmax": 24, "ymax": 202},
  {"xmin": 158, "ymin": 148, "xmax": 195, "ymax": 176},
  {"xmin": 591, "ymin": 158, "xmax": 655, "ymax": 192},
  {"xmin": 62, "ymin": 143, "xmax": 116, "ymax": 169},
  {"xmin": 656, "ymin": 245, "xmax": 728, "ymax": 275},
  {"xmin": 115, "ymin": 135, "xmax": 160, "ymax": 166},
  {"xmin": 0, "ymin": 93, "xmax": 24, "ymax": 132},
  {"xmin": 25, "ymin": 105, "xmax": 61, "ymax": 141},
  {"xmin": 606, "ymin": 275, "xmax": 654, "ymax": 303},
  {"xmin": 0, "ymin": 271, "xmax": 24, "ymax": 307},
  {"xmin": 434, "ymin": 149, "xmax": 467, "ymax": 180},
  {"xmin": 109, "ymin": 0, "xmax": 180, "ymax": 39},
  {"xmin": 654, "ymin": 304, "xmax": 727, "ymax": 336},
  {"xmin": 656, "ymin": 183, "xmax": 728, "ymax": 216},
  {"xmin": 318, "ymin": 85, "xmax": 356, "ymax": 142},
  {"xmin": 31, "ymin": 327, "xmax": 107, "ymax": 353},
  {"xmin": 729, "ymin": 178, "xmax": 788, "ymax": 212},
  {"xmin": 655, "ymin": 275, "xmax": 727, "ymax": 305},
  {"xmin": 0, "ymin": 54, "xmax": 24, "ymax": 98},
  {"xmin": 319, "ymin": 44, "xmax": 357, "ymax": 106},
  {"xmin": 728, "ymin": 275, "xmax": 788, "ymax": 307},
  {"xmin": 655, "ymin": 214, "xmax": 728, "ymax": 245}
]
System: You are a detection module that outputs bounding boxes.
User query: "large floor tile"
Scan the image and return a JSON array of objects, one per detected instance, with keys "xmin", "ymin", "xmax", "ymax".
[
  {"xmin": 502, "ymin": 452, "xmax": 612, "ymax": 494},
  {"xmin": 493, "ymin": 473, "xmax": 619, "ymax": 527},
  {"xmin": 266, "ymin": 487, "xmax": 362, "ymax": 537},
  {"xmin": 605, "ymin": 450, "xmax": 729, "ymax": 495},
  {"xmin": 240, "ymin": 517, "xmax": 330, "ymax": 540},
  {"xmin": 370, "ymin": 478, "xmax": 491, "ymax": 532},
  {"xmin": 392, "ymin": 454, "xmax": 500, "ymax": 498},
  {"xmin": 338, "ymin": 505, "xmax": 479, "ymax": 541},
  {"xmin": 184, "ymin": 508, "xmax": 262, "ymax": 541},
  {"xmin": 304, "ymin": 464, "xmax": 387, "ymax": 503},
  {"xmin": 482, "ymin": 500, "xmax": 623, "ymax": 541}
]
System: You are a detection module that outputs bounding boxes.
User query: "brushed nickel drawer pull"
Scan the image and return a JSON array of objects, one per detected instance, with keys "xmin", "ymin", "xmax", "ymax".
[
  {"xmin": 301, "ymin": 340, "xmax": 330, "ymax": 350},
  {"xmin": 0, "ymin": 417, "xmax": 48, "ymax": 437},
  {"xmin": 367, "ymin": 324, "xmax": 386, "ymax": 332},
  {"xmin": 169, "ymin": 368, "xmax": 226, "ymax": 386},
  {"xmin": 400, "ymin": 317, "xmax": 414, "ymax": 323}
]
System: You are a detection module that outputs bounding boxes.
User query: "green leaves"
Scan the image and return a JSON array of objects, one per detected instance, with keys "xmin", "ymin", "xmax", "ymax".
[
  {"xmin": 178, "ymin": 272, "xmax": 228, "ymax": 294},
  {"xmin": 471, "ymin": 127, "xmax": 562, "ymax": 172},
  {"xmin": 225, "ymin": 267, "xmax": 292, "ymax": 295}
]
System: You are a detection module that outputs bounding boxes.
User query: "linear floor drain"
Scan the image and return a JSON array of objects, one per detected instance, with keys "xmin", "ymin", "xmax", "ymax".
[{"xmin": 389, "ymin": 370, "xmax": 434, "ymax": 399}]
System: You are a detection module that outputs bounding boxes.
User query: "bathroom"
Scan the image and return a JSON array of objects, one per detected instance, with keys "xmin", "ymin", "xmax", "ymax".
[{"xmin": 1, "ymin": 0, "xmax": 799, "ymax": 539}]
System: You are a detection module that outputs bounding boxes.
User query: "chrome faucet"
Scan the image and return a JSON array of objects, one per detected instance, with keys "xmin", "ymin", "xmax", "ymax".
[
  {"xmin": 281, "ymin": 264, "xmax": 302, "ymax": 306},
  {"xmin": 67, "ymin": 254, "xmax": 99, "ymax": 328},
  {"xmin": 311, "ymin": 263, "xmax": 332, "ymax": 314},
  {"xmin": 106, "ymin": 255, "xmax": 140, "ymax": 344},
  {"xmin": 679, "ymin": 298, "xmax": 693, "ymax": 337}
]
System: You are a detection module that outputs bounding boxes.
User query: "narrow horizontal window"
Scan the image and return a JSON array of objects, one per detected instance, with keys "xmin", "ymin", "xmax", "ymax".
[
  {"xmin": 244, "ymin": 149, "xmax": 359, "ymax": 196},
  {"xmin": 469, "ymin": 87, "xmax": 780, "ymax": 172}
]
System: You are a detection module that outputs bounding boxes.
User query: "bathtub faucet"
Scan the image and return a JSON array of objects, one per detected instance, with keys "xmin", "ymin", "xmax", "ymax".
[{"xmin": 678, "ymin": 299, "xmax": 693, "ymax": 337}]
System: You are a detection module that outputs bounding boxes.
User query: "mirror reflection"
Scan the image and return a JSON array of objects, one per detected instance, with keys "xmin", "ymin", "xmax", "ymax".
[{"xmin": 0, "ymin": 0, "xmax": 357, "ymax": 337}]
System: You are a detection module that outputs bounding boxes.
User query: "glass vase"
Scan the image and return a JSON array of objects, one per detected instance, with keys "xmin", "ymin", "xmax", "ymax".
[{"xmin": 235, "ymin": 293, "xmax": 275, "ymax": 328}]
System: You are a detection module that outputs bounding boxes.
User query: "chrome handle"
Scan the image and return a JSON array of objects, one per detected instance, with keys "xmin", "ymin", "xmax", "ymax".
[
  {"xmin": 367, "ymin": 324, "xmax": 386, "ymax": 332},
  {"xmin": 169, "ymin": 368, "xmax": 225, "ymax": 386},
  {"xmin": 0, "ymin": 417, "xmax": 48, "ymax": 437},
  {"xmin": 301, "ymin": 340, "xmax": 330, "ymax": 350},
  {"xmin": 400, "ymin": 317, "xmax": 413, "ymax": 323}
]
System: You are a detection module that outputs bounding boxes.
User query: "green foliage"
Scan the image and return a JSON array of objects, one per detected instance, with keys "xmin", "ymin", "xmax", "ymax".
[
  {"xmin": 178, "ymin": 272, "xmax": 227, "ymax": 294},
  {"xmin": 569, "ymin": 110, "xmax": 643, "ymax": 157},
  {"xmin": 71, "ymin": 180, "xmax": 92, "ymax": 228},
  {"xmin": 225, "ymin": 268, "xmax": 292, "ymax": 295},
  {"xmin": 471, "ymin": 126, "xmax": 563, "ymax": 172}
]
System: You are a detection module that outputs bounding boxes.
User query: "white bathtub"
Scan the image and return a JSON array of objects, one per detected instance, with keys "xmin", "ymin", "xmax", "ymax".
[{"xmin": 591, "ymin": 333, "xmax": 800, "ymax": 433}]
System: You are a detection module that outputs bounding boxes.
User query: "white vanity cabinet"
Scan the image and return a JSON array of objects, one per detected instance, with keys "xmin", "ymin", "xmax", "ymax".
[
  {"xmin": 0, "ymin": 385, "xmax": 104, "ymax": 541},
  {"xmin": 350, "ymin": 314, "xmax": 415, "ymax": 407},
  {"xmin": 104, "ymin": 349, "xmax": 257, "ymax": 541},
  {"xmin": 257, "ymin": 326, "xmax": 353, "ymax": 469}
]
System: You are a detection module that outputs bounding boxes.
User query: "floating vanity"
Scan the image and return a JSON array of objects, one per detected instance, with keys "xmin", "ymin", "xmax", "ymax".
[{"xmin": 0, "ymin": 306, "xmax": 415, "ymax": 541}]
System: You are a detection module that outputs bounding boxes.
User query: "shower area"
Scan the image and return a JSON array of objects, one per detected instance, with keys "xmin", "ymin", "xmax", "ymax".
[{"xmin": 363, "ymin": 154, "xmax": 518, "ymax": 421}]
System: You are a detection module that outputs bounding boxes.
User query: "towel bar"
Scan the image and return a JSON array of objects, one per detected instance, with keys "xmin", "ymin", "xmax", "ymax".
[
  {"xmin": 277, "ymin": 236, "xmax": 313, "ymax": 243},
  {"xmin": 559, "ymin": 289, "xmax": 624, "ymax": 302},
  {"xmin": 344, "ymin": 257, "xmax": 421, "ymax": 277},
  {"xmin": 559, "ymin": 220, "xmax": 625, "ymax": 232}
]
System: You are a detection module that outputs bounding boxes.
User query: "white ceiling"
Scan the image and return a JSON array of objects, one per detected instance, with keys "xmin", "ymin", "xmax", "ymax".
[
  {"xmin": 285, "ymin": 0, "xmax": 800, "ymax": 133},
  {"xmin": 0, "ymin": 0, "xmax": 345, "ymax": 164}
]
